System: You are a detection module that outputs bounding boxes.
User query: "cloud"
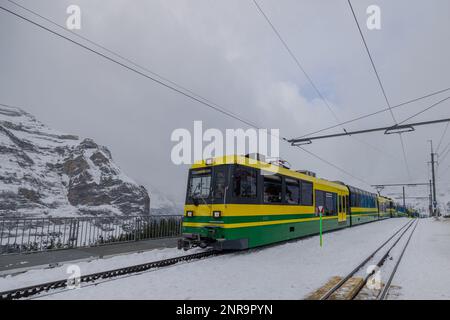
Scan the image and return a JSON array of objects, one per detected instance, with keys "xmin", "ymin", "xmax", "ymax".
[{"xmin": 1, "ymin": 0, "xmax": 449, "ymax": 206}]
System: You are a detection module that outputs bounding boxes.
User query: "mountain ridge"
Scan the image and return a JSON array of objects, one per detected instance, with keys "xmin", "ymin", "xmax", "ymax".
[{"xmin": 0, "ymin": 104, "xmax": 178, "ymax": 217}]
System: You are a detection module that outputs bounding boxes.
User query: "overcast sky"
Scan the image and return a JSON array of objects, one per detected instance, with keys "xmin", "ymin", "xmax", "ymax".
[{"xmin": 1, "ymin": 0, "xmax": 450, "ymax": 205}]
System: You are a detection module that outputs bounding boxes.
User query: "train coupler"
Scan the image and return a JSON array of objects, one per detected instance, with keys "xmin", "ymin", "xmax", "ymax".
[{"xmin": 178, "ymin": 233, "xmax": 203, "ymax": 251}]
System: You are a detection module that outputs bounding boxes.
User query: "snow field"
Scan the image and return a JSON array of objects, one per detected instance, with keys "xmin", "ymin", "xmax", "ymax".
[{"xmin": 29, "ymin": 218, "xmax": 416, "ymax": 299}]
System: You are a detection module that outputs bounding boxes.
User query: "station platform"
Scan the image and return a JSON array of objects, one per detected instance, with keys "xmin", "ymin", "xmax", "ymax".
[{"xmin": 0, "ymin": 237, "xmax": 179, "ymax": 275}]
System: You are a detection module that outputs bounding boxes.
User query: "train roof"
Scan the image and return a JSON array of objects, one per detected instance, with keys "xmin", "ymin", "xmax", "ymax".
[
  {"xmin": 346, "ymin": 185, "xmax": 377, "ymax": 197},
  {"xmin": 191, "ymin": 155, "xmax": 349, "ymax": 192},
  {"xmin": 191, "ymin": 155, "xmax": 356, "ymax": 191}
]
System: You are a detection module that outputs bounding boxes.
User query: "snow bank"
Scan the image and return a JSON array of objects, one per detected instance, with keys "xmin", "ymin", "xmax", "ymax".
[{"xmin": 388, "ymin": 217, "xmax": 450, "ymax": 299}]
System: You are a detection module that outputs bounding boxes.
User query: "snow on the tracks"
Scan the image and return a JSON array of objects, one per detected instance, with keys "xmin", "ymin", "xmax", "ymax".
[
  {"xmin": 0, "ymin": 247, "xmax": 197, "ymax": 292},
  {"xmin": 28, "ymin": 218, "xmax": 413, "ymax": 299},
  {"xmin": 388, "ymin": 217, "xmax": 450, "ymax": 300}
]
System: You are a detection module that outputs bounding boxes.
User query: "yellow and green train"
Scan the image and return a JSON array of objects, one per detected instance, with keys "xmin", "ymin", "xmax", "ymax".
[{"xmin": 179, "ymin": 155, "xmax": 408, "ymax": 251}]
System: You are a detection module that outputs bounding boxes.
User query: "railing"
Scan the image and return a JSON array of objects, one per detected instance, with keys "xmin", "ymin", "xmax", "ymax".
[{"xmin": 0, "ymin": 215, "xmax": 183, "ymax": 255}]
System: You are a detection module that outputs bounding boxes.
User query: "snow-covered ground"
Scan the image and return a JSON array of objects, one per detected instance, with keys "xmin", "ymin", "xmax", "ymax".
[
  {"xmin": 0, "ymin": 247, "xmax": 200, "ymax": 292},
  {"xmin": 3, "ymin": 217, "xmax": 448, "ymax": 300},
  {"xmin": 388, "ymin": 217, "xmax": 450, "ymax": 300},
  {"xmin": 15, "ymin": 218, "xmax": 413, "ymax": 299}
]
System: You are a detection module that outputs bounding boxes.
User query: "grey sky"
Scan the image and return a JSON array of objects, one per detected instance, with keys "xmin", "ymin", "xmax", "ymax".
[{"xmin": 1, "ymin": 0, "xmax": 450, "ymax": 205}]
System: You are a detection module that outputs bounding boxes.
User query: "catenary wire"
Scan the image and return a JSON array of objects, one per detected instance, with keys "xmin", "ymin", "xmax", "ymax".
[
  {"xmin": 0, "ymin": 4, "xmax": 373, "ymax": 188},
  {"xmin": 347, "ymin": 0, "xmax": 411, "ymax": 180}
]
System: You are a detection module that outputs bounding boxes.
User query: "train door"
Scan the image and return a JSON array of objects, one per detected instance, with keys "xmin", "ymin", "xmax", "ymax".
[
  {"xmin": 389, "ymin": 201, "xmax": 393, "ymax": 218},
  {"xmin": 346, "ymin": 194, "xmax": 352, "ymax": 226},
  {"xmin": 377, "ymin": 198, "xmax": 380, "ymax": 219},
  {"xmin": 338, "ymin": 194, "xmax": 346, "ymax": 222}
]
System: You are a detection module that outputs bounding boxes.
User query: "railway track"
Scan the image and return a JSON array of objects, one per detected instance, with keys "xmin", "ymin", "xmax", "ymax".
[
  {"xmin": 0, "ymin": 250, "xmax": 222, "ymax": 300},
  {"xmin": 312, "ymin": 218, "xmax": 419, "ymax": 300},
  {"xmin": 1, "ymin": 218, "xmax": 414, "ymax": 300}
]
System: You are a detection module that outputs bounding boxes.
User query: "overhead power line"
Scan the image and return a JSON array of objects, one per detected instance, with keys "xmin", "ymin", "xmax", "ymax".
[
  {"xmin": 439, "ymin": 145, "xmax": 450, "ymax": 166},
  {"xmin": 0, "ymin": 4, "xmax": 262, "ymax": 130},
  {"xmin": 294, "ymin": 86, "xmax": 450, "ymax": 139},
  {"xmin": 347, "ymin": 0, "xmax": 412, "ymax": 179},
  {"xmin": 6, "ymin": 0, "xmax": 262, "ymax": 129},
  {"xmin": 398, "ymin": 135, "xmax": 411, "ymax": 180},
  {"xmin": 347, "ymin": 0, "xmax": 397, "ymax": 125},
  {"xmin": 436, "ymin": 122, "xmax": 450, "ymax": 154},
  {"xmin": 296, "ymin": 145, "xmax": 371, "ymax": 187},
  {"xmin": 288, "ymin": 117, "xmax": 450, "ymax": 145},
  {"xmin": 398, "ymin": 96, "xmax": 450, "ymax": 125},
  {"xmin": 252, "ymin": 0, "xmax": 396, "ymax": 185},
  {"xmin": 372, "ymin": 182, "xmax": 430, "ymax": 188},
  {"xmin": 1, "ymin": 3, "xmax": 373, "ymax": 188},
  {"xmin": 252, "ymin": 0, "xmax": 342, "ymax": 126},
  {"xmin": 439, "ymin": 140, "xmax": 450, "ymax": 161}
]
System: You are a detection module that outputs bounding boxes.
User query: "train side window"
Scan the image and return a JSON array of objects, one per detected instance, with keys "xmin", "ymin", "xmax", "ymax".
[
  {"xmin": 232, "ymin": 166, "xmax": 257, "ymax": 199},
  {"xmin": 285, "ymin": 178, "xmax": 300, "ymax": 205},
  {"xmin": 339, "ymin": 196, "xmax": 343, "ymax": 212},
  {"xmin": 263, "ymin": 175, "xmax": 282, "ymax": 203},
  {"xmin": 315, "ymin": 190, "xmax": 325, "ymax": 210},
  {"xmin": 213, "ymin": 167, "xmax": 226, "ymax": 201},
  {"xmin": 300, "ymin": 180, "xmax": 313, "ymax": 206},
  {"xmin": 325, "ymin": 192, "xmax": 337, "ymax": 216}
]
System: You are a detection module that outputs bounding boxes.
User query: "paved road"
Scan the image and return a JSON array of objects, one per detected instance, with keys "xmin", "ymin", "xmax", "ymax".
[{"xmin": 0, "ymin": 237, "xmax": 179, "ymax": 275}]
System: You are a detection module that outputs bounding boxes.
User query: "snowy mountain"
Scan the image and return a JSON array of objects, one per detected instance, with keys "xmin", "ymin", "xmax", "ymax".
[
  {"xmin": 0, "ymin": 105, "xmax": 177, "ymax": 217},
  {"xmin": 147, "ymin": 185, "xmax": 183, "ymax": 215}
]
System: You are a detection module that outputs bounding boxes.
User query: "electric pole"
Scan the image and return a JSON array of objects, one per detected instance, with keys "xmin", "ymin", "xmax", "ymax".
[
  {"xmin": 429, "ymin": 179, "xmax": 433, "ymax": 217},
  {"xmin": 429, "ymin": 140, "xmax": 437, "ymax": 216},
  {"xmin": 371, "ymin": 182, "xmax": 429, "ymax": 216},
  {"xmin": 402, "ymin": 186, "xmax": 406, "ymax": 209}
]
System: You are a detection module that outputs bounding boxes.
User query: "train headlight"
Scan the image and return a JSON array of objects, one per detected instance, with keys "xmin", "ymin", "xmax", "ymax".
[
  {"xmin": 213, "ymin": 211, "xmax": 221, "ymax": 218},
  {"xmin": 186, "ymin": 211, "xmax": 193, "ymax": 217}
]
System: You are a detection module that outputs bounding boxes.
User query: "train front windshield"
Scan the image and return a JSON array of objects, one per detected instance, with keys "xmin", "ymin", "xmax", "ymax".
[
  {"xmin": 185, "ymin": 166, "xmax": 227, "ymax": 204},
  {"xmin": 187, "ymin": 168, "xmax": 212, "ymax": 200}
]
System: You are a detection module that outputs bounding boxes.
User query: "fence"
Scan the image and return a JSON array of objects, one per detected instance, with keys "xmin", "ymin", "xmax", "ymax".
[{"xmin": 0, "ymin": 215, "xmax": 183, "ymax": 255}]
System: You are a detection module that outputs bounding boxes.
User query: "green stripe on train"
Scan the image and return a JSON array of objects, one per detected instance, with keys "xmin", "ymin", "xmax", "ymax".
[
  {"xmin": 184, "ymin": 210, "xmax": 379, "ymax": 224},
  {"xmin": 184, "ymin": 213, "xmax": 318, "ymax": 224},
  {"xmin": 183, "ymin": 218, "xmax": 350, "ymax": 248}
]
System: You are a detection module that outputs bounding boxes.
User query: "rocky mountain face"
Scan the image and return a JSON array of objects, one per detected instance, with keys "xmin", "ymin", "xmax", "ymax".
[{"xmin": 0, "ymin": 105, "xmax": 154, "ymax": 217}]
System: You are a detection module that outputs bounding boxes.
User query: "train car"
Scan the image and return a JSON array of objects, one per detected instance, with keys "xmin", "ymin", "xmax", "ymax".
[
  {"xmin": 408, "ymin": 208, "xmax": 420, "ymax": 218},
  {"xmin": 179, "ymin": 155, "xmax": 388, "ymax": 251},
  {"xmin": 396, "ymin": 204, "xmax": 408, "ymax": 217},
  {"xmin": 348, "ymin": 186, "xmax": 378, "ymax": 226},
  {"xmin": 377, "ymin": 195, "xmax": 391, "ymax": 220},
  {"xmin": 387, "ymin": 199, "xmax": 396, "ymax": 218}
]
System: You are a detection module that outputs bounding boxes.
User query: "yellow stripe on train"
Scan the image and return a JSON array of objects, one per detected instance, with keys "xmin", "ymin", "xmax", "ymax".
[
  {"xmin": 183, "ymin": 216, "xmax": 339, "ymax": 229},
  {"xmin": 184, "ymin": 204, "xmax": 315, "ymax": 217}
]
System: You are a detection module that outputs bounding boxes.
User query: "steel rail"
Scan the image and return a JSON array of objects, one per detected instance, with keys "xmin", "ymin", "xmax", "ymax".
[
  {"xmin": 0, "ymin": 250, "xmax": 221, "ymax": 300},
  {"xmin": 2, "ymin": 218, "xmax": 415, "ymax": 300},
  {"xmin": 348, "ymin": 218, "xmax": 418, "ymax": 300},
  {"xmin": 377, "ymin": 219, "xmax": 419, "ymax": 300},
  {"xmin": 319, "ymin": 218, "xmax": 415, "ymax": 300}
]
